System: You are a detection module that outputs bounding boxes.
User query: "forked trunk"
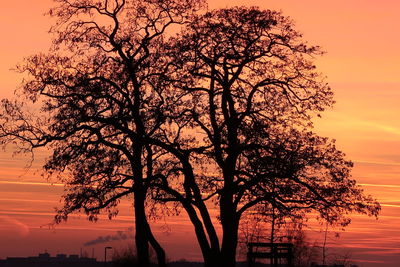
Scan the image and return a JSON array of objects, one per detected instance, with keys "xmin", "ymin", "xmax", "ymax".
[
  {"xmin": 147, "ymin": 221, "xmax": 167, "ymax": 267},
  {"xmin": 219, "ymin": 188, "xmax": 240, "ymax": 267},
  {"xmin": 134, "ymin": 188, "xmax": 167, "ymax": 267}
]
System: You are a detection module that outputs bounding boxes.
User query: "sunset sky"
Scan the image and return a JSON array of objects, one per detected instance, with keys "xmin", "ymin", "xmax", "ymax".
[{"xmin": 1, "ymin": 1, "xmax": 400, "ymax": 266}]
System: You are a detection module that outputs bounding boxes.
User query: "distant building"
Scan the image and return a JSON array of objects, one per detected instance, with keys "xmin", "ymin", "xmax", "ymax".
[
  {"xmin": 0, "ymin": 252, "xmax": 102, "ymax": 267},
  {"xmin": 311, "ymin": 264, "xmax": 358, "ymax": 267}
]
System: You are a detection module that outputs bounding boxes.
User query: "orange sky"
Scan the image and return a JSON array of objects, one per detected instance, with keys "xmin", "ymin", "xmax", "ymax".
[{"xmin": 1, "ymin": 1, "xmax": 400, "ymax": 266}]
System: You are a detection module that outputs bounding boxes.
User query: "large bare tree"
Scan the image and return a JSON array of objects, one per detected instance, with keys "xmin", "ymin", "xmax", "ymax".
[
  {"xmin": 148, "ymin": 7, "xmax": 380, "ymax": 267},
  {"xmin": 0, "ymin": 0, "xmax": 203, "ymax": 266}
]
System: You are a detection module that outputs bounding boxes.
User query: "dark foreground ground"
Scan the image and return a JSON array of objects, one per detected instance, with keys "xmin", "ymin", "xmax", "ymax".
[
  {"xmin": 0, "ymin": 259, "xmax": 278, "ymax": 267},
  {"xmin": 0, "ymin": 253, "xmax": 347, "ymax": 267}
]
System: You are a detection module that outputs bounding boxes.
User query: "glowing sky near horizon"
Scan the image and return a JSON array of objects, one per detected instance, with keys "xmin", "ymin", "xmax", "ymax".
[{"xmin": 1, "ymin": 1, "xmax": 400, "ymax": 266}]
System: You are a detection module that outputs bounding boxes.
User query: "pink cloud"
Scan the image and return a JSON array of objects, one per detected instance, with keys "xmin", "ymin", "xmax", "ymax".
[{"xmin": 0, "ymin": 215, "xmax": 30, "ymax": 237}]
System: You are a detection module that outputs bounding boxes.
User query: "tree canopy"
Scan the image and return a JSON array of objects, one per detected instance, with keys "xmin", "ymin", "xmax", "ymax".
[
  {"xmin": 0, "ymin": 2, "xmax": 379, "ymax": 267},
  {"xmin": 1, "ymin": 0, "xmax": 204, "ymax": 266},
  {"xmin": 152, "ymin": 6, "xmax": 380, "ymax": 266}
]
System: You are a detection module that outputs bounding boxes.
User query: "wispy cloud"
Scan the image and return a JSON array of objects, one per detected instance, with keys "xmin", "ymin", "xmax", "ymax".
[
  {"xmin": 360, "ymin": 121, "xmax": 400, "ymax": 137},
  {"xmin": 0, "ymin": 180, "xmax": 64, "ymax": 187},
  {"xmin": 358, "ymin": 183, "xmax": 400, "ymax": 188},
  {"xmin": 354, "ymin": 160, "xmax": 400, "ymax": 167},
  {"xmin": 0, "ymin": 215, "xmax": 30, "ymax": 237},
  {"xmin": 317, "ymin": 111, "xmax": 400, "ymax": 138}
]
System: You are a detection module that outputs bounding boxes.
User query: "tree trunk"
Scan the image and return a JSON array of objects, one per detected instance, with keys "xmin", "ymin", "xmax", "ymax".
[
  {"xmin": 220, "ymin": 187, "xmax": 239, "ymax": 267},
  {"xmin": 181, "ymin": 200, "xmax": 220, "ymax": 267},
  {"xmin": 221, "ymin": 216, "xmax": 239, "ymax": 267},
  {"xmin": 134, "ymin": 191, "xmax": 150, "ymax": 267},
  {"xmin": 219, "ymin": 153, "xmax": 240, "ymax": 267},
  {"xmin": 203, "ymin": 255, "xmax": 222, "ymax": 267},
  {"xmin": 147, "ymin": 221, "xmax": 166, "ymax": 267}
]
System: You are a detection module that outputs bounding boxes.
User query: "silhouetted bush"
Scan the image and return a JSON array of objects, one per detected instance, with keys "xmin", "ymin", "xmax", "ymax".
[{"xmin": 111, "ymin": 246, "xmax": 138, "ymax": 267}]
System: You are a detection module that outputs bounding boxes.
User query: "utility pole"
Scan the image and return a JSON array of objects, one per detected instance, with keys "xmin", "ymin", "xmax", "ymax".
[{"xmin": 322, "ymin": 223, "xmax": 328, "ymax": 265}]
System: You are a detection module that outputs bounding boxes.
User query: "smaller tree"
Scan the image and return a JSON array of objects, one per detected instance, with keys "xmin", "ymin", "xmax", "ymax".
[
  {"xmin": 151, "ymin": 6, "xmax": 380, "ymax": 267},
  {"xmin": 289, "ymin": 227, "xmax": 320, "ymax": 267}
]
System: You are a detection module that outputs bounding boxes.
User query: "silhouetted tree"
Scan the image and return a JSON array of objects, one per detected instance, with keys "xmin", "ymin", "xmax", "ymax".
[
  {"xmin": 148, "ymin": 7, "xmax": 380, "ymax": 267},
  {"xmin": 0, "ymin": 4, "xmax": 380, "ymax": 267},
  {"xmin": 0, "ymin": 0, "xmax": 203, "ymax": 266}
]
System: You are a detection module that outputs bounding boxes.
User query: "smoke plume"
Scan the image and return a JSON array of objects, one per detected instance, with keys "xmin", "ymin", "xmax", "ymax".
[{"xmin": 84, "ymin": 227, "xmax": 134, "ymax": 246}]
